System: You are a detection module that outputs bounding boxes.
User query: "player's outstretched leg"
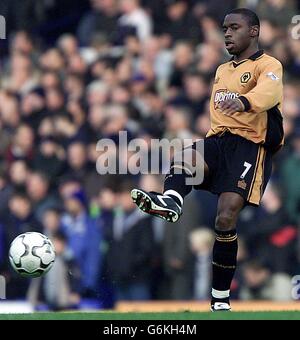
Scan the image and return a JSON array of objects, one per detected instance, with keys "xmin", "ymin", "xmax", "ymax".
[
  {"xmin": 131, "ymin": 149, "xmax": 200, "ymax": 222},
  {"xmin": 211, "ymin": 192, "xmax": 244, "ymax": 312}
]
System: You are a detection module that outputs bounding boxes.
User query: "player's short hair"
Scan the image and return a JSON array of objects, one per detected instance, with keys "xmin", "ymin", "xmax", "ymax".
[{"xmin": 228, "ymin": 8, "xmax": 260, "ymax": 28}]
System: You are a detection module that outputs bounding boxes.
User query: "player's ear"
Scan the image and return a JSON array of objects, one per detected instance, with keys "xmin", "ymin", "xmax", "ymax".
[{"xmin": 250, "ymin": 25, "xmax": 259, "ymax": 37}]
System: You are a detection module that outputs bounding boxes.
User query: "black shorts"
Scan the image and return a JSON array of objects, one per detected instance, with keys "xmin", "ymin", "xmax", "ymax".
[{"xmin": 192, "ymin": 132, "xmax": 273, "ymax": 206}]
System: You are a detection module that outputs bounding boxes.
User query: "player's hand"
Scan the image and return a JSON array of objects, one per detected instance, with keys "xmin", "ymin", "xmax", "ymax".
[{"xmin": 218, "ymin": 99, "xmax": 245, "ymax": 115}]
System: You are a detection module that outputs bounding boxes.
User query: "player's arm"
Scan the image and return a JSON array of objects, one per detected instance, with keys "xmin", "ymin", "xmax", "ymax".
[{"xmin": 238, "ymin": 60, "xmax": 283, "ymax": 113}]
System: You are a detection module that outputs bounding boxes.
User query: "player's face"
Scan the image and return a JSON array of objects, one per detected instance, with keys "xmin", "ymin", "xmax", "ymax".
[{"xmin": 222, "ymin": 14, "xmax": 252, "ymax": 55}]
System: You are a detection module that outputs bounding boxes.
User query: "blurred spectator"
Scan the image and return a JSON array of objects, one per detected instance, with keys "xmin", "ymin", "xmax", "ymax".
[
  {"xmin": 42, "ymin": 208, "xmax": 62, "ymax": 238},
  {"xmin": 2, "ymin": 51, "xmax": 38, "ymax": 94},
  {"xmin": 195, "ymin": 42, "xmax": 223, "ymax": 77},
  {"xmin": 65, "ymin": 141, "xmax": 99, "ymax": 197},
  {"xmin": 54, "ymin": 114, "xmax": 88, "ymax": 146},
  {"xmin": 3, "ymin": 192, "xmax": 42, "ymax": 245},
  {"xmin": 0, "ymin": 92, "xmax": 21, "ymax": 136},
  {"xmin": 287, "ymin": 33, "xmax": 300, "ymax": 78},
  {"xmin": 6, "ymin": 124, "xmax": 34, "ymax": 166},
  {"xmin": 37, "ymin": 118, "xmax": 56, "ymax": 150},
  {"xmin": 163, "ymin": 191, "xmax": 200, "ymax": 299},
  {"xmin": 64, "ymin": 73, "xmax": 85, "ymax": 101},
  {"xmin": 67, "ymin": 54, "xmax": 88, "ymax": 76},
  {"xmin": 258, "ymin": 19, "xmax": 282, "ymax": 49},
  {"xmin": 57, "ymin": 34, "xmax": 79, "ymax": 59},
  {"xmin": 138, "ymin": 174, "xmax": 166, "ymax": 298},
  {"xmin": 198, "ymin": 16, "xmax": 224, "ymax": 49},
  {"xmin": 142, "ymin": 0, "xmax": 167, "ymax": 34},
  {"xmin": 164, "ymin": 105, "xmax": 193, "ymax": 143},
  {"xmin": 189, "ymin": 227, "xmax": 214, "ymax": 300},
  {"xmin": 86, "ymin": 80, "xmax": 110, "ymax": 107},
  {"xmin": 10, "ymin": 31, "xmax": 36, "ymax": 57},
  {"xmin": 195, "ymin": 111, "xmax": 211, "ymax": 138},
  {"xmin": 194, "ymin": 0, "xmax": 237, "ymax": 24},
  {"xmin": 88, "ymin": 105, "xmax": 107, "ymax": 140},
  {"xmin": 61, "ymin": 189, "xmax": 102, "ymax": 296},
  {"xmin": 41, "ymin": 71, "xmax": 61, "ymax": 91},
  {"xmin": 0, "ymin": 171, "xmax": 13, "ymax": 218},
  {"xmin": 0, "ymin": 125, "xmax": 12, "ymax": 167},
  {"xmin": 67, "ymin": 142, "xmax": 91, "ymax": 182},
  {"xmin": 239, "ymin": 259, "xmax": 293, "ymax": 301},
  {"xmin": 45, "ymin": 87, "xmax": 66, "ymax": 116},
  {"xmin": 58, "ymin": 177, "xmax": 82, "ymax": 201},
  {"xmin": 9, "ymin": 160, "xmax": 29, "ymax": 191},
  {"xmin": 102, "ymin": 105, "xmax": 132, "ymax": 141},
  {"xmin": 160, "ymin": 0, "xmax": 203, "ymax": 46},
  {"xmin": 77, "ymin": 0, "xmax": 119, "ymax": 46},
  {"xmin": 142, "ymin": 37, "xmax": 173, "ymax": 85},
  {"xmin": 1, "ymin": 192, "xmax": 41, "ymax": 299},
  {"xmin": 105, "ymin": 179, "xmax": 155, "ymax": 301},
  {"xmin": 168, "ymin": 42, "xmax": 194, "ymax": 91},
  {"xmin": 0, "ymin": 222, "xmax": 5, "ymax": 271},
  {"xmin": 67, "ymin": 100, "xmax": 90, "ymax": 138},
  {"xmin": 33, "ymin": 137, "xmax": 65, "ymax": 181},
  {"xmin": 257, "ymin": 0, "xmax": 296, "ymax": 28},
  {"xmin": 182, "ymin": 71, "xmax": 209, "ymax": 118},
  {"xmin": 26, "ymin": 171, "xmax": 58, "ymax": 223},
  {"xmin": 118, "ymin": 0, "xmax": 153, "ymax": 43},
  {"xmin": 240, "ymin": 183, "xmax": 298, "ymax": 275},
  {"xmin": 20, "ymin": 88, "xmax": 46, "ymax": 131},
  {"xmin": 28, "ymin": 231, "xmax": 82, "ymax": 311},
  {"xmin": 280, "ymin": 129, "xmax": 300, "ymax": 223},
  {"xmin": 39, "ymin": 48, "xmax": 65, "ymax": 73},
  {"xmin": 138, "ymin": 88, "xmax": 165, "ymax": 138}
]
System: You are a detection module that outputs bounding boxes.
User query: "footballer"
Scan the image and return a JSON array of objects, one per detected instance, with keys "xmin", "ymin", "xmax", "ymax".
[{"xmin": 131, "ymin": 8, "xmax": 284, "ymax": 311}]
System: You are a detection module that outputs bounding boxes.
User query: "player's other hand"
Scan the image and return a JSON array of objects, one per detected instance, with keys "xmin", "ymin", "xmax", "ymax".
[{"xmin": 218, "ymin": 98, "xmax": 245, "ymax": 115}]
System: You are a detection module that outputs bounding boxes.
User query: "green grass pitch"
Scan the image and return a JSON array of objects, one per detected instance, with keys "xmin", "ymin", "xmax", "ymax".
[{"xmin": 0, "ymin": 311, "xmax": 300, "ymax": 320}]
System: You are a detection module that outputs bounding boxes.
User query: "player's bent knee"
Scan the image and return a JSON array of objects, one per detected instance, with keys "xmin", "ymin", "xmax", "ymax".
[{"xmin": 215, "ymin": 211, "xmax": 237, "ymax": 231}]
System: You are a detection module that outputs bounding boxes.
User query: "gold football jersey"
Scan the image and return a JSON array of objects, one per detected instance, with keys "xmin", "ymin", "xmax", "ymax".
[{"xmin": 207, "ymin": 50, "xmax": 284, "ymax": 150}]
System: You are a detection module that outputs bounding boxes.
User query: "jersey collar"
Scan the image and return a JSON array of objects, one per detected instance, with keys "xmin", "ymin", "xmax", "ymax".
[{"xmin": 231, "ymin": 49, "xmax": 264, "ymax": 68}]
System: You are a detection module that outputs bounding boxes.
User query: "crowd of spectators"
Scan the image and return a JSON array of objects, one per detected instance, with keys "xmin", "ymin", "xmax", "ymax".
[{"xmin": 0, "ymin": 0, "xmax": 299, "ymax": 309}]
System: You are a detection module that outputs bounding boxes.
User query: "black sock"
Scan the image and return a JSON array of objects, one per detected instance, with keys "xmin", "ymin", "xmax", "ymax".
[
  {"xmin": 211, "ymin": 229, "xmax": 238, "ymax": 305},
  {"xmin": 163, "ymin": 164, "xmax": 193, "ymax": 207}
]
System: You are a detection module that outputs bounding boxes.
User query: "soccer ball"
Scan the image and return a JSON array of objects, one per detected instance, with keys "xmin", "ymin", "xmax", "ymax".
[{"xmin": 9, "ymin": 232, "xmax": 55, "ymax": 278}]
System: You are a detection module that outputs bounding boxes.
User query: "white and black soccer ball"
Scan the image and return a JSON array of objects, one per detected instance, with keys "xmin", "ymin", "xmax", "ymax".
[{"xmin": 9, "ymin": 232, "xmax": 55, "ymax": 278}]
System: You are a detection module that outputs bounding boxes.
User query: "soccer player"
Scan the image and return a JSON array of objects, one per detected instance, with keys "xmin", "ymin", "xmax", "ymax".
[{"xmin": 131, "ymin": 8, "xmax": 284, "ymax": 311}]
